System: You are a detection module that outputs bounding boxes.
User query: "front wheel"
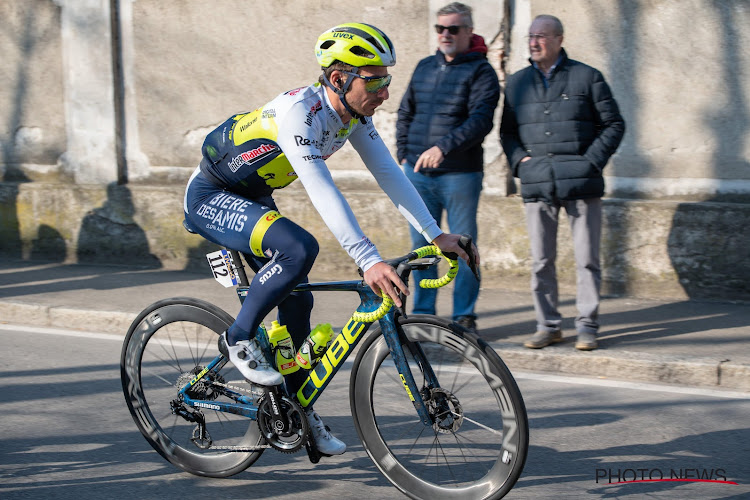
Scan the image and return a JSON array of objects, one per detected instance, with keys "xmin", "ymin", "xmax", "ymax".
[
  {"xmin": 120, "ymin": 297, "xmax": 265, "ymax": 477},
  {"xmin": 350, "ymin": 315, "xmax": 528, "ymax": 499}
]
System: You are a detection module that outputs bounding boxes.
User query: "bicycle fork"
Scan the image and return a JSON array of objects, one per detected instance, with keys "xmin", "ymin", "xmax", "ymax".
[{"xmin": 379, "ymin": 314, "xmax": 441, "ymax": 427}]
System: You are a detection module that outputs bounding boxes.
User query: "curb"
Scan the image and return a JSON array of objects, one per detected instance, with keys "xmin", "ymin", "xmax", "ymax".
[
  {"xmin": 490, "ymin": 342, "xmax": 750, "ymax": 392},
  {"xmin": 0, "ymin": 301, "xmax": 136, "ymax": 336},
  {"xmin": 1, "ymin": 301, "xmax": 748, "ymax": 392}
]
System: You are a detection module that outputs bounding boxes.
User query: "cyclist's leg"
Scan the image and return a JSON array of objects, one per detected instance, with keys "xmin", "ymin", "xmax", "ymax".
[
  {"xmin": 243, "ymin": 251, "xmax": 314, "ymax": 347},
  {"xmin": 228, "ymin": 214, "xmax": 318, "ymax": 345},
  {"xmin": 441, "ymin": 171, "xmax": 482, "ymax": 321},
  {"xmin": 403, "ymin": 163, "xmax": 441, "ymax": 315},
  {"xmin": 184, "ymin": 177, "xmax": 318, "ymax": 345},
  {"xmin": 241, "ymin": 252, "xmax": 314, "ymax": 394}
]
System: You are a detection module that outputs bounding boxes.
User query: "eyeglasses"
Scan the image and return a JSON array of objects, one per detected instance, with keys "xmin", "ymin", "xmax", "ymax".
[
  {"xmin": 527, "ymin": 33, "xmax": 558, "ymax": 42},
  {"xmin": 434, "ymin": 24, "xmax": 466, "ymax": 35},
  {"xmin": 343, "ymin": 71, "xmax": 392, "ymax": 93}
]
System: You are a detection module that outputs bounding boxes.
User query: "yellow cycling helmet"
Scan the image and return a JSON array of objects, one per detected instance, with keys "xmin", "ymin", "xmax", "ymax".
[{"xmin": 315, "ymin": 23, "xmax": 396, "ymax": 68}]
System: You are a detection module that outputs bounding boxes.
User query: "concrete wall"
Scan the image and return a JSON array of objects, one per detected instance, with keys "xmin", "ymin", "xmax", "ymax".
[{"xmin": 2, "ymin": 0, "xmax": 750, "ymax": 301}]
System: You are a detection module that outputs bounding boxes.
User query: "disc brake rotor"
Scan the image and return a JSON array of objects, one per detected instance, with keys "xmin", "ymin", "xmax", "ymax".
[{"xmin": 428, "ymin": 387, "xmax": 463, "ymax": 433}]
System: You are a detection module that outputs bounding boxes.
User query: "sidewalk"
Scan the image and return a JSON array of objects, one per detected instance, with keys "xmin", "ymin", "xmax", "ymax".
[{"xmin": 1, "ymin": 259, "xmax": 748, "ymax": 392}]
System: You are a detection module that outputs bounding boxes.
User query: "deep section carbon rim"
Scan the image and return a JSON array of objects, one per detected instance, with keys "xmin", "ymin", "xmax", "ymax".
[
  {"xmin": 351, "ymin": 316, "xmax": 528, "ymax": 499},
  {"xmin": 120, "ymin": 298, "xmax": 264, "ymax": 477}
]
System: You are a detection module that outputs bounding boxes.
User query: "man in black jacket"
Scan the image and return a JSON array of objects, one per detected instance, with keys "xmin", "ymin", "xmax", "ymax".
[
  {"xmin": 397, "ymin": 2, "xmax": 500, "ymax": 333},
  {"xmin": 500, "ymin": 14, "xmax": 625, "ymax": 350}
]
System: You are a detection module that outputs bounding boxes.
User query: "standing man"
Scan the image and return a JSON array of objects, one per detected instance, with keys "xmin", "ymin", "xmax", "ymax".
[
  {"xmin": 397, "ymin": 2, "xmax": 500, "ymax": 333},
  {"xmin": 500, "ymin": 15, "xmax": 625, "ymax": 350}
]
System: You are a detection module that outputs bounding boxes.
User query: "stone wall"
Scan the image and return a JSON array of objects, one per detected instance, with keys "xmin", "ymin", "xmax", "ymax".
[{"xmin": 2, "ymin": 0, "xmax": 750, "ymax": 301}]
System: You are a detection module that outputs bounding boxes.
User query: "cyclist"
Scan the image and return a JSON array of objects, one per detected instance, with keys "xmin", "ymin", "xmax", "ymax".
[{"xmin": 184, "ymin": 23, "xmax": 479, "ymax": 456}]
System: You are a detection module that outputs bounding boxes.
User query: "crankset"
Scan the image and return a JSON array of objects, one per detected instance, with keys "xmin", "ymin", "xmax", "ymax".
[{"xmin": 256, "ymin": 388, "xmax": 309, "ymax": 453}]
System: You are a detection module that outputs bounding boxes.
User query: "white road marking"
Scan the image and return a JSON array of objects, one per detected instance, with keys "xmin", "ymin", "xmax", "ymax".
[{"xmin": 514, "ymin": 371, "xmax": 750, "ymax": 400}]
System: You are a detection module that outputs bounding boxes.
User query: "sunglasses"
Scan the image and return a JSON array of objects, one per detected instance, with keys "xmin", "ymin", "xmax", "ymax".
[
  {"xmin": 434, "ymin": 24, "xmax": 466, "ymax": 35},
  {"xmin": 343, "ymin": 71, "xmax": 392, "ymax": 93}
]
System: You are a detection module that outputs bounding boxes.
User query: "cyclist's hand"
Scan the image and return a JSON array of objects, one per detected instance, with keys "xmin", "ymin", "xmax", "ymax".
[
  {"xmin": 432, "ymin": 233, "xmax": 481, "ymax": 276},
  {"xmin": 364, "ymin": 261, "xmax": 409, "ymax": 307}
]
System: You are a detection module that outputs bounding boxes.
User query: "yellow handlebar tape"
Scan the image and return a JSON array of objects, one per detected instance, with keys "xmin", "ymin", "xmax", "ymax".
[
  {"xmin": 352, "ymin": 293, "xmax": 394, "ymax": 323},
  {"xmin": 415, "ymin": 245, "xmax": 459, "ymax": 289},
  {"xmin": 350, "ymin": 246, "xmax": 459, "ymax": 324}
]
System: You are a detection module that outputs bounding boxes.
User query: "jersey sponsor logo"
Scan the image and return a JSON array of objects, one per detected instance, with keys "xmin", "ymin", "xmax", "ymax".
[
  {"xmin": 304, "ymin": 100, "xmax": 323, "ymax": 127},
  {"xmin": 208, "ymin": 193, "xmax": 252, "ymax": 212},
  {"xmin": 228, "ymin": 143, "xmax": 278, "ymax": 172},
  {"xmin": 238, "ymin": 116, "xmax": 258, "ymax": 133},
  {"xmin": 285, "ymin": 87, "xmax": 305, "ymax": 96},
  {"xmin": 258, "ymin": 263, "xmax": 283, "ymax": 284},
  {"xmin": 302, "ymin": 154, "xmax": 325, "ymax": 161},
  {"xmin": 196, "ymin": 204, "xmax": 249, "ymax": 233},
  {"xmin": 265, "ymin": 212, "xmax": 280, "ymax": 223},
  {"xmin": 368, "ymin": 130, "xmax": 379, "ymax": 140},
  {"xmin": 294, "ymin": 135, "xmax": 325, "ymax": 150},
  {"xmin": 261, "ymin": 108, "xmax": 276, "ymax": 119}
]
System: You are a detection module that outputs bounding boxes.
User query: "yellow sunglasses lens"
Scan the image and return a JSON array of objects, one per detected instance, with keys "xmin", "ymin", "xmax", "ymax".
[{"xmin": 364, "ymin": 74, "xmax": 392, "ymax": 93}]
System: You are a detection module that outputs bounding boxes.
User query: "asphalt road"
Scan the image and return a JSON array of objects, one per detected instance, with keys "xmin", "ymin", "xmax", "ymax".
[{"xmin": 1, "ymin": 324, "xmax": 748, "ymax": 499}]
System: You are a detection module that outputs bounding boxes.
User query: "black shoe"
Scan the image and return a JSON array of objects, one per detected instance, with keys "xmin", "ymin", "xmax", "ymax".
[{"xmin": 456, "ymin": 316, "xmax": 477, "ymax": 334}]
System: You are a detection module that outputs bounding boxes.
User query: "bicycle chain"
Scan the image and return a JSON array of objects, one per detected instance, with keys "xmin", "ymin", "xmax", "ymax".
[{"xmin": 185, "ymin": 379, "xmax": 272, "ymax": 451}]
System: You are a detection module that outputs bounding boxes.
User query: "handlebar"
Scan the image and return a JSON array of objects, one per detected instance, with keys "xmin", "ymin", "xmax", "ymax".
[{"xmin": 352, "ymin": 237, "xmax": 477, "ymax": 323}]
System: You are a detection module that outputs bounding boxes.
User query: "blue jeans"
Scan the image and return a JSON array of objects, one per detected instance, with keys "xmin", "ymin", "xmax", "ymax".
[{"xmin": 403, "ymin": 164, "xmax": 482, "ymax": 320}]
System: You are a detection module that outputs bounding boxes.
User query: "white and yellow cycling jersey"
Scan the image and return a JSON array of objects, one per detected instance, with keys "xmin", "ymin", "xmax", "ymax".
[{"xmin": 194, "ymin": 82, "xmax": 442, "ymax": 272}]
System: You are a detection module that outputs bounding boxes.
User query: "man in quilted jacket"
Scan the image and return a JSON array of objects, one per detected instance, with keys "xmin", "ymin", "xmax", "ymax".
[
  {"xmin": 397, "ymin": 2, "xmax": 500, "ymax": 334},
  {"xmin": 500, "ymin": 14, "xmax": 625, "ymax": 351}
]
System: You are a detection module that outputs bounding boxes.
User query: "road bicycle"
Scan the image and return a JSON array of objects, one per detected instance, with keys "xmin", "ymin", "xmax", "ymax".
[{"xmin": 120, "ymin": 234, "xmax": 528, "ymax": 499}]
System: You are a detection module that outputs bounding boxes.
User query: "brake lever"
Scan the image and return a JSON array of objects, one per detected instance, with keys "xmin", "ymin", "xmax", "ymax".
[
  {"xmin": 459, "ymin": 234, "xmax": 481, "ymax": 283},
  {"xmin": 394, "ymin": 262, "xmax": 411, "ymax": 320}
]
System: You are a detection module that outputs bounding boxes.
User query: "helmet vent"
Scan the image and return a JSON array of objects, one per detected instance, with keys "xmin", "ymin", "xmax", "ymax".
[
  {"xmin": 320, "ymin": 40, "xmax": 335, "ymax": 50},
  {"xmin": 350, "ymin": 46, "xmax": 374, "ymax": 59}
]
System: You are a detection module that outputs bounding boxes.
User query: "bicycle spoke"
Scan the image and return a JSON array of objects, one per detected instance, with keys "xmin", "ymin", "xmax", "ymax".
[
  {"xmin": 122, "ymin": 299, "xmax": 265, "ymax": 477},
  {"xmin": 352, "ymin": 318, "xmax": 528, "ymax": 498}
]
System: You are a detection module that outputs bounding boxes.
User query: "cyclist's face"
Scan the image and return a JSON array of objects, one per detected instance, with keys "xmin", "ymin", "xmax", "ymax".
[{"xmin": 344, "ymin": 66, "xmax": 390, "ymax": 117}]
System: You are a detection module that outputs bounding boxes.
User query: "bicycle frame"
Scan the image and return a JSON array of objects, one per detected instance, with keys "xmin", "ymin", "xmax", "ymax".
[{"xmin": 178, "ymin": 250, "xmax": 440, "ymax": 427}]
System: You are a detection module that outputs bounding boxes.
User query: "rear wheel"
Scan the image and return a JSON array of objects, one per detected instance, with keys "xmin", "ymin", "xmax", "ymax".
[
  {"xmin": 350, "ymin": 315, "xmax": 528, "ymax": 499},
  {"xmin": 121, "ymin": 297, "xmax": 265, "ymax": 477}
]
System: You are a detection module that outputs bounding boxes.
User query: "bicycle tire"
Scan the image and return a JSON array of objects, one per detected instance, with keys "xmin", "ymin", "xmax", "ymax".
[
  {"xmin": 120, "ymin": 297, "xmax": 264, "ymax": 477},
  {"xmin": 350, "ymin": 315, "xmax": 528, "ymax": 499}
]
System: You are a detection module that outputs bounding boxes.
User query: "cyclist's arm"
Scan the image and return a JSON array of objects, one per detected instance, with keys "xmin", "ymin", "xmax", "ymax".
[
  {"xmin": 350, "ymin": 124, "xmax": 480, "ymax": 268},
  {"xmin": 275, "ymin": 118, "xmax": 382, "ymax": 273},
  {"xmin": 348, "ymin": 121, "xmax": 443, "ymax": 243}
]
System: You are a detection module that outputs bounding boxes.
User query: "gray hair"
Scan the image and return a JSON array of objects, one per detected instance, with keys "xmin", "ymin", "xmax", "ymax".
[
  {"xmin": 533, "ymin": 14, "xmax": 564, "ymax": 36},
  {"xmin": 437, "ymin": 2, "xmax": 473, "ymax": 28}
]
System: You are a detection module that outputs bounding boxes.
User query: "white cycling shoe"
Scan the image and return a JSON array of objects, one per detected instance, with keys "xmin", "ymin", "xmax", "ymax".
[
  {"xmin": 306, "ymin": 409, "xmax": 346, "ymax": 455},
  {"xmin": 222, "ymin": 332, "xmax": 283, "ymax": 386}
]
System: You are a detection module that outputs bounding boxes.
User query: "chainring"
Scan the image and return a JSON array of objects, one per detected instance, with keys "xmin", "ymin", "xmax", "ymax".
[{"xmin": 256, "ymin": 394, "xmax": 308, "ymax": 453}]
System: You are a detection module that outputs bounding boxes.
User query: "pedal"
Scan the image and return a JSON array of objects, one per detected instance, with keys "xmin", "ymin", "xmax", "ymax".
[{"xmin": 304, "ymin": 438, "xmax": 332, "ymax": 463}]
